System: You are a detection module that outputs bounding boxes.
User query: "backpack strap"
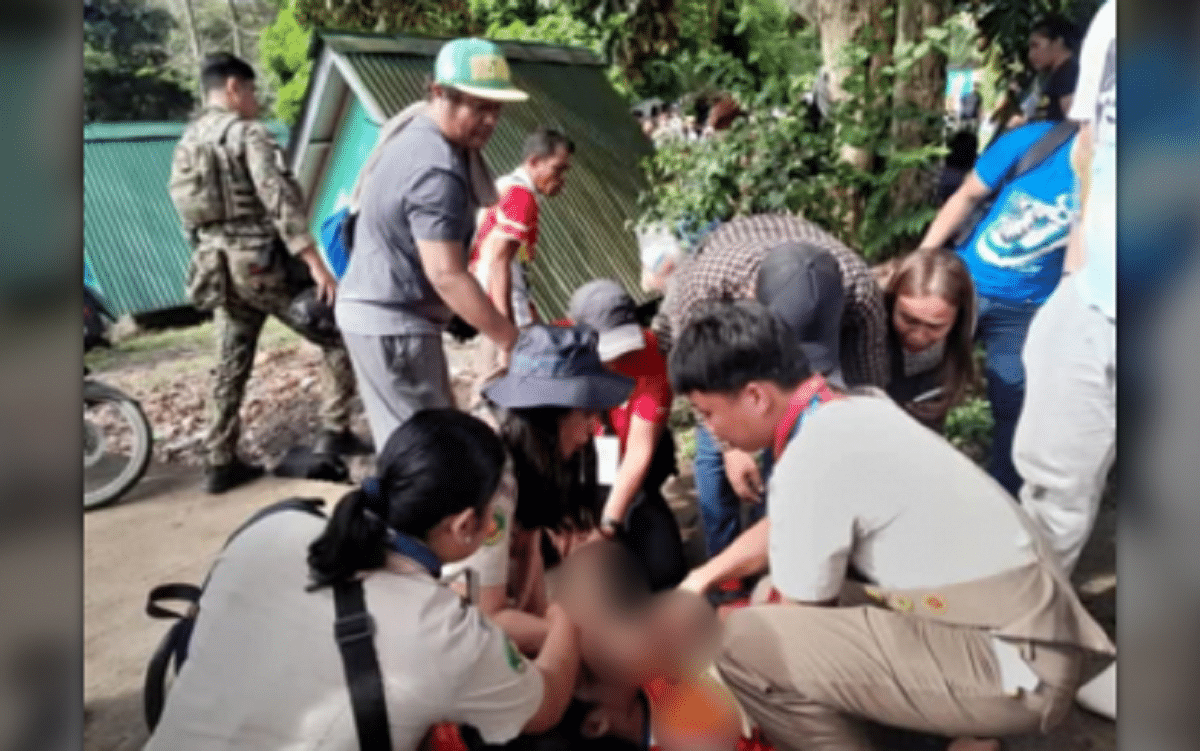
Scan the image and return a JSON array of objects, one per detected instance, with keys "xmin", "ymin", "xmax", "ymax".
[
  {"xmin": 143, "ymin": 616, "xmax": 197, "ymax": 730},
  {"xmin": 223, "ymin": 497, "xmax": 326, "ymax": 549},
  {"xmin": 333, "ymin": 578, "xmax": 393, "ymax": 751},
  {"xmin": 145, "ymin": 583, "xmax": 203, "ymax": 620}
]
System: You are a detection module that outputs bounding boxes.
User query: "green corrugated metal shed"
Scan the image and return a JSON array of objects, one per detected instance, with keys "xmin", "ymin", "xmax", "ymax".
[
  {"xmin": 83, "ymin": 120, "xmax": 288, "ymax": 316},
  {"xmin": 290, "ymin": 32, "xmax": 653, "ymax": 321}
]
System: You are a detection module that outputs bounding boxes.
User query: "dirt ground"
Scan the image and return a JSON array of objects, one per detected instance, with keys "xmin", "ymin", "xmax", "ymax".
[{"xmin": 83, "ymin": 326, "xmax": 1115, "ymax": 751}]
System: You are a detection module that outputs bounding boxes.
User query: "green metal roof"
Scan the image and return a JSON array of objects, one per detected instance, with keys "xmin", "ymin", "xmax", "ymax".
[
  {"xmin": 83, "ymin": 120, "xmax": 288, "ymax": 316},
  {"xmin": 305, "ymin": 32, "xmax": 653, "ymax": 320}
]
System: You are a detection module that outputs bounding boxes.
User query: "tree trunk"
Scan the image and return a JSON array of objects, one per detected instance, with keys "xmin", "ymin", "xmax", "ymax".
[
  {"xmin": 889, "ymin": 0, "xmax": 949, "ymax": 227},
  {"xmin": 227, "ymin": 0, "xmax": 243, "ymax": 57},
  {"xmin": 791, "ymin": 0, "xmax": 892, "ymax": 237},
  {"xmin": 178, "ymin": 0, "xmax": 204, "ymax": 101}
]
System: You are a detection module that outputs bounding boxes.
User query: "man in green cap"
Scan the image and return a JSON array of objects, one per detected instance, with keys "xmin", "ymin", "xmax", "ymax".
[{"xmin": 335, "ymin": 38, "xmax": 529, "ymax": 448}]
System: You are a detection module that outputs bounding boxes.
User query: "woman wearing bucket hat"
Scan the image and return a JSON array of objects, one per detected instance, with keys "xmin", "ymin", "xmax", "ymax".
[
  {"xmin": 568, "ymin": 279, "xmax": 688, "ymax": 592},
  {"xmin": 442, "ymin": 324, "xmax": 635, "ymax": 654}
]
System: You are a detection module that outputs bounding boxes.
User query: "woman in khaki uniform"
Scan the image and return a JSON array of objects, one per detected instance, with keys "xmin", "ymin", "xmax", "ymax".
[{"xmin": 144, "ymin": 410, "xmax": 581, "ymax": 751}]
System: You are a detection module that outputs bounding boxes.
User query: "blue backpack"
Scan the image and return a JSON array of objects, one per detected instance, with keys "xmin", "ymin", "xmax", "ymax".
[{"xmin": 320, "ymin": 207, "xmax": 355, "ymax": 280}]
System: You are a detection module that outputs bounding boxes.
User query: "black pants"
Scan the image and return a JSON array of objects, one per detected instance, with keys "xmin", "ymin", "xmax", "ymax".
[{"xmin": 607, "ymin": 484, "xmax": 687, "ymax": 593}]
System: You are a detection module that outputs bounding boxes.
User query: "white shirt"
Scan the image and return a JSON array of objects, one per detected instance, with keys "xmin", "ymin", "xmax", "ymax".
[
  {"xmin": 767, "ymin": 396, "xmax": 1042, "ymax": 693},
  {"xmin": 145, "ymin": 511, "xmax": 542, "ymax": 751},
  {"xmin": 768, "ymin": 396, "xmax": 1036, "ymax": 601},
  {"xmin": 1069, "ymin": 0, "xmax": 1116, "ymax": 319}
]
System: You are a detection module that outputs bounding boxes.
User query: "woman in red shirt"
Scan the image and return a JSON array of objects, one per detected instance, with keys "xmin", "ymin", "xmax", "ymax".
[{"xmin": 569, "ymin": 279, "xmax": 687, "ymax": 591}]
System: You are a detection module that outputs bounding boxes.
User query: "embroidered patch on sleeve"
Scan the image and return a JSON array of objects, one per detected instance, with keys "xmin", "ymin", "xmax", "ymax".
[
  {"xmin": 504, "ymin": 637, "xmax": 528, "ymax": 673},
  {"xmin": 888, "ymin": 594, "xmax": 914, "ymax": 613},
  {"xmin": 484, "ymin": 510, "xmax": 506, "ymax": 546},
  {"xmin": 922, "ymin": 594, "xmax": 947, "ymax": 615}
]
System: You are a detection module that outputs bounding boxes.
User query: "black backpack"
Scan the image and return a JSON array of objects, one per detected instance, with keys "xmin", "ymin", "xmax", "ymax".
[
  {"xmin": 143, "ymin": 498, "xmax": 394, "ymax": 751},
  {"xmin": 949, "ymin": 119, "xmax": 1080, "ymax": 248}
]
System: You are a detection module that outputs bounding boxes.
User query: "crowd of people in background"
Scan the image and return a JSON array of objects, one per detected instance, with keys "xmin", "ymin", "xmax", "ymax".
[{"xmin": 154, "ymin": 2, "xmax": 1116, "ymax": 748}]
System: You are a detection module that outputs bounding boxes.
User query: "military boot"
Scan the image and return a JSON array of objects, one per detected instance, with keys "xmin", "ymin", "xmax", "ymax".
[
  {"xmin": 205, "ymin": 458, "xmax": 265, "ymax": 494},
  {"xmin": 313, "ymin": 429, "xmax": 374, "ymax": 457}
]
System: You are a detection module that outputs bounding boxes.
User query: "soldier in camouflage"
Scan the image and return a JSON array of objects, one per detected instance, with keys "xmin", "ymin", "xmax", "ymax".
[{"xmin": 170, "ymin": 53, "xmax": 369, "ymax": 494}]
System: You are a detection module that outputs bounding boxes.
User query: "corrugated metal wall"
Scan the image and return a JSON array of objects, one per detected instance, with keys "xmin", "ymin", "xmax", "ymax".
[
  {"xmin": 340, "ymin": 52, "xmax": 654, "ymax": 320},
  {"xmin": 84, "ymin": 131, "xmax": 194, "ymax": 316},
  {"xmin": 83, "ymin": 122, "xmax": 289, "ymax": 317}
]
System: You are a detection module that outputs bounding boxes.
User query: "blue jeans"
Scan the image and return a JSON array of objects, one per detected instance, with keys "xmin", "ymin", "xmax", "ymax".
[
  {"xmin": 694, "ymin": 424, "xmax": 771, "ymax": 559},
  {"xmin": 975, "ymin": 295, "xmax": 1043, "ymax": 497}
]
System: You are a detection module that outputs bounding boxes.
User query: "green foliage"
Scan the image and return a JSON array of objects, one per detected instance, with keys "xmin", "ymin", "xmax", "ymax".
[
  {"xmin": 638, "ymin": 97, "xmax": 841, "ymax": 238},
  {"xmin": 669, "ymin": 396, "xmax": 698, "ymax": 462},
  {"xmin": 259, "ymin": 5, "xmax": 313, "ymax": 125},
  {"xmin": 292, "ymin": 0, "xmax": 475, "ymax": 37},
  {"xmin": 944, "ymin": 11, "xmax": 981, "ymax": 68},
  {"xmin": 84, "ymin": 0, "xmax": 194, "ymax": 121},
  {"xmin": 639, "ymin": 10, "xmax": 957, "ymax": 262},
  {"xmin": 944, "ymin": 395, "xmax": 993, "ymax": 465}
]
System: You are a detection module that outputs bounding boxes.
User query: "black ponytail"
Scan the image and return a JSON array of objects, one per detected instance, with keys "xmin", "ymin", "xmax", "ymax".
[
  {"xmin": 307, "ymin": 409, "xmax": 506, "ymax": 589},
  {"xmin": 307, "ymin": 488, "xmax": 389, "ymax": 589}
]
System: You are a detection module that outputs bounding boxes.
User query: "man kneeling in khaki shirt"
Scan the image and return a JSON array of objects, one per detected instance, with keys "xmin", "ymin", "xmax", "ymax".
[{"xmin": 668, "ymin": 301, "xmax": 1114, "ymax": 751}]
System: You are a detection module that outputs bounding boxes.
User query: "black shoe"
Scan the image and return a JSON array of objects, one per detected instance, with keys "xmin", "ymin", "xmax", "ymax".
[
  {"xmin": 205, "ymin": 459, "xmax": 265, "ymax": 494},
  {"xmin": 313, "ymin": 429, "xmax": 374, "ymax": 457}
]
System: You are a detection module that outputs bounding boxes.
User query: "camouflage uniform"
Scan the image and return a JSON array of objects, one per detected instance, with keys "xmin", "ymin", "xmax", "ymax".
[{"xmin": 171, "ymin": 104, "xmax": 355, "ymax": 467}]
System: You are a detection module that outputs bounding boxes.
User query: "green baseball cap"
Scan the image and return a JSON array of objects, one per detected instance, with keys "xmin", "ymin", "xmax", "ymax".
[{"xmin": 434, "ymin": 38, "xmax": 529, "ymax": 103}]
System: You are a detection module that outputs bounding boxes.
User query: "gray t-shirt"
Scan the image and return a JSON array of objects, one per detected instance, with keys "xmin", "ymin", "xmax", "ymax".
[{"xmin": 336, "ymin": 113, "xmax": 478, "ymax": 335}]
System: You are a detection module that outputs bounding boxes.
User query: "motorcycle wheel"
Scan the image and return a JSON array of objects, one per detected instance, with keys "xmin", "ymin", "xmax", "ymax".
[{"xmin": 84, "ymin": 381, "xmax": 153, "ymax": 510}]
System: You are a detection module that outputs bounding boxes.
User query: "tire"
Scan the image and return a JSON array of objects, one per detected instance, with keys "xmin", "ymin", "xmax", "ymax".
[{"xmin": 84, "ymin": 380, "xmax": 153, "ymax": 510}]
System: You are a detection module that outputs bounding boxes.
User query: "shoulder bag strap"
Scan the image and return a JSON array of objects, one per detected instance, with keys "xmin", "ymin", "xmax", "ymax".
[
  {"xmin": 1009, "ymin": 119, "xmax": 1079, "ymax": 180},
  {"xmin": 949, "ymin": 120, "xmax": 1080, "ymax": 248},
  {"xmin": 333, "ymin": 578, "xmax": 392, "ymax": 751}
]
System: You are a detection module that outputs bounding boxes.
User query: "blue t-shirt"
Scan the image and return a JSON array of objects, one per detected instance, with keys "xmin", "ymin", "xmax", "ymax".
[{"xmin": 956, "ymin": 122, "xmax": 1075, "ymax": 304}]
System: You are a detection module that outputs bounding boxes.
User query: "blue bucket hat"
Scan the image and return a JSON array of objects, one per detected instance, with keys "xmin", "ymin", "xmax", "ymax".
[{"xmin": 483, "ymin": 325, "xmax": 634, "ymax": 410}]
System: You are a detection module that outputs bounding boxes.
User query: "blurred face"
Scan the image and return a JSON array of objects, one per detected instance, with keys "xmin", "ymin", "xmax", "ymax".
[
  {"xmin": 528, "ymin": 146, "xmax": 572, "ymax": 197},
  {"xmin": 1027, "ymin": 32, "xmax": 1062, "ymax": 72},
  {"xmin": 892, "ymin": 294, "xmax": 957, "ymax": 353},
  {"xmin": 559, "ymin": 408, "xmax": 602, "ymax": 458},
  {"xmin": 225, "ymin": 76, "xmax": 259, "ymax": 119},
  {"xmin": 435, "ymin": 87, "xmax": 503, "ymax": 150},
  {"xmin": 687, "ymin": 386, "xmax": 774, "ymax": 453}
]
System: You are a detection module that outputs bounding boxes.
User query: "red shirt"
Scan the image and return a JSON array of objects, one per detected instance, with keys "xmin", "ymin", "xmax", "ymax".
[
  {"xmin": 600, "ymin": 330, "xmax": 672, "ymax": 454},
  {"xmin": 470, "ymin": 182, "xmax": 539, "ymax": 267}
]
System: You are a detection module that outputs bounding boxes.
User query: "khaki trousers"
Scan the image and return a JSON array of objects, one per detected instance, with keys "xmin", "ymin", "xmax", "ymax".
[{"xmin": 716, "ymin": 603, "xmax": 1079, "ymax": 751}]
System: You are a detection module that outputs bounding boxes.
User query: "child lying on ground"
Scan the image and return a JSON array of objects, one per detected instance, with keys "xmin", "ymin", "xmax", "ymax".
[
  {"xmin": 436, "ymin": 537, "xmax": 734, "ymax": 751},
  {"xmin": 536, "ymin": 538, "xmax": 738, "ymax": 750}
]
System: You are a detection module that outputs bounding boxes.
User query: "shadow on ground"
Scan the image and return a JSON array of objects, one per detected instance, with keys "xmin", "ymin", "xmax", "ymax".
[{"xmin": 85, "ymin": 690, "xmax": 148, "ymax": 751}]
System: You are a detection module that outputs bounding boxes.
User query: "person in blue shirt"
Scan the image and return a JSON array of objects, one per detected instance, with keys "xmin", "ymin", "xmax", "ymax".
[{"xmin": 919, "ymin": 120, "xmax": 1076, "ymax": 496}]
